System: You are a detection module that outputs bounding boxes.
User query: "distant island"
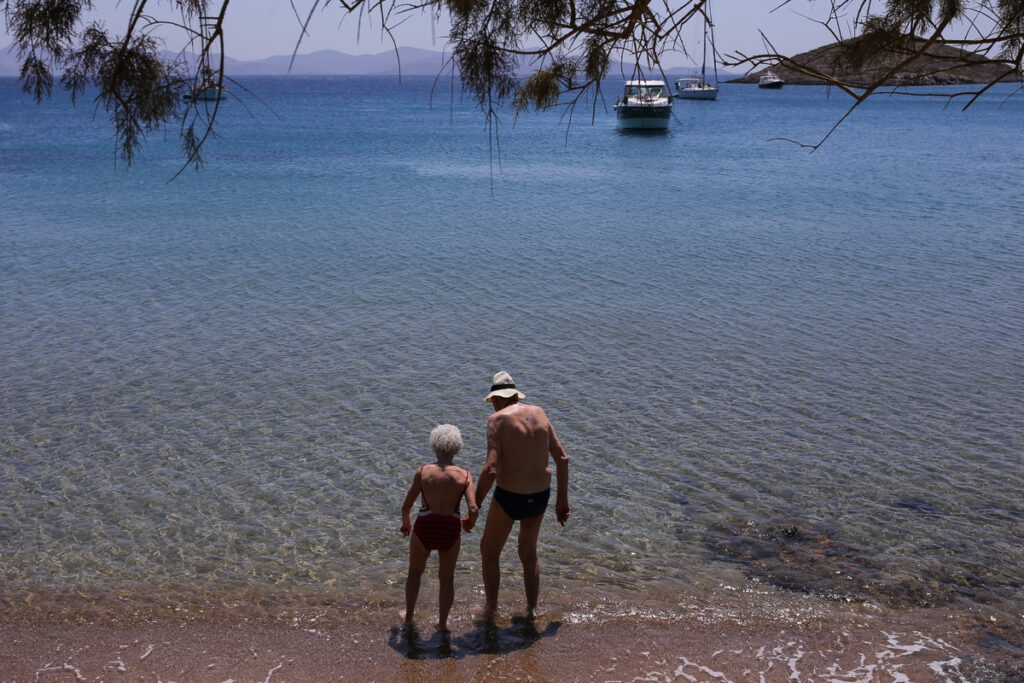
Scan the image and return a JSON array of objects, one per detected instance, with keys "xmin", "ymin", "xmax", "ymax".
[{"xmin": 729, "ymin": 38, "xmax": 1015, "ymax": 86}]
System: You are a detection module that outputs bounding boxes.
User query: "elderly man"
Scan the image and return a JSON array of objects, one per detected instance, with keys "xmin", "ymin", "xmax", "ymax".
[{"xmin": 471, "ymin": 370, "xmax": 570, "ymax": 619}]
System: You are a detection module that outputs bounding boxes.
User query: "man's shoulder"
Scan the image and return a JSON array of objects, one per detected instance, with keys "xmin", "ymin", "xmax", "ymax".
[
  {"xmin": 519, "ymin": 402, "xmax": 548, "ymax": 422},
  {"xmin": 490, "ymin": 402, "xmax": 545, "ymax": 420},
  {"xmin": 490, "ymin": 403, "xmax": 550, "ymax": 432}
]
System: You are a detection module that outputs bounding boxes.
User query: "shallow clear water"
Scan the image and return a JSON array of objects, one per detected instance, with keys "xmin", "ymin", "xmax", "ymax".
[{"xmin": 1, "ymin": 76, "xmax": 1021, "ymax": 623}]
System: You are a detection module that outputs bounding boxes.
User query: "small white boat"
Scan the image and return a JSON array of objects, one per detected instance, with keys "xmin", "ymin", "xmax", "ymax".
[
  {"xmin": 614, "ymin": 80, "xmax": 672, "ymax": 130},
  {"xmin": 675, "ymin": 77, "xmax": 719, "ymax": 100},
  {"xmin": 675, "ymin": 4, "xmax": 719, "ymax": 101},
  {"xmin": 758, "ymin": 71, "xmax": 785, "ymax": 89},
  {"xmin": 185, "ymin": 78, "xmax": 222, "ymax": 102},
  {"xmin": 185, "ymin": 19, "xmax": 225, "ymax": 102}
]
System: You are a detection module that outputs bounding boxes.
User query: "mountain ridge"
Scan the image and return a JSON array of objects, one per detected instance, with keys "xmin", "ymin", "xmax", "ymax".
[{"xmin": 2, "ymin": 43, "xmax": 720, "ymax": 78}]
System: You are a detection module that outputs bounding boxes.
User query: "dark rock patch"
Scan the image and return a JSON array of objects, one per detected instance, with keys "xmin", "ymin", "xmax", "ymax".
[
  {"xmin": 893, "ymin": 498, "xmax": 943, "ymax": 515},
  {"xmin": 703, "ymin": 518, "xmax": 989, "ymax": 608}
]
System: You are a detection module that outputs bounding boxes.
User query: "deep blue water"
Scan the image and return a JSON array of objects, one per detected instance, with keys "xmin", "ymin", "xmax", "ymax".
[{"xmin": 1, "ymin": 76, "xmax": 1022, "ymax": 622}]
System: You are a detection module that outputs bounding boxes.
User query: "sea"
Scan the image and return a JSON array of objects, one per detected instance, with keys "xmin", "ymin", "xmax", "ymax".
[{"xmin": 2, "ymin": 75, "xmax": 1022, "ymax": 675}]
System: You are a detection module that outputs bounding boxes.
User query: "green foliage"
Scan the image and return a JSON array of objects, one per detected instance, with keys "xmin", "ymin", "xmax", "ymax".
[
  {"xmin": 583, "ymin": 37, "xmax": 610, "ymax": 81},
  {"xmin": 9, "ymin": 0, "xmax": 84, "ymax": 60},
  {"xmin": 513, "ymin": 67, "xmax": 562, "ymax": 110},
  {"xmin": 18, "ymin": 52, "xmax": 53, "ymax": 99},
  {"xmin": 998, "ymin": 0, "xmax": 1024, "ymax": 54},
  {"xmin": 94, "ymin": 35, "xmax": 184, "ymax": 164},
  {"xmin": 845, "ymin": 15, "xmax": 911, "ymax": 70},
  {"xmin": 9, "ymin": 0, "xmax": 87, "ymax": 99},
  {"xmin": 452, "ymin": 31, "xmax": 519, "ymax": 108}
]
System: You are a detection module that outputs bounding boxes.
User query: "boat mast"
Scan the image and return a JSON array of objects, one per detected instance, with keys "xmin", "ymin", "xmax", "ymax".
[
  {"xmin": 706, "ymin": 3, "xmax": 718, "ymax": 85},
  {"xmin": 701, "ymin": 17, "xmax": 708, "ymax": 84},
  {"xmin": 199, "ymin": 15, "xmax": 216, "ymax": 78}
]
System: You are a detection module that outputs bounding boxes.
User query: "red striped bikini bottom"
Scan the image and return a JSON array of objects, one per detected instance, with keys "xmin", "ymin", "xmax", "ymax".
[{"xmin": 412, "ymin": 510, "xmax": 462, "ymax": 552}]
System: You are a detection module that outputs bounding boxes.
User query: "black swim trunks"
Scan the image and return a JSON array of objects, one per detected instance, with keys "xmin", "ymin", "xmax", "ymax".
[{"xmin": 494, "ymin": 486, "xmax": 550, "ymax": 521}]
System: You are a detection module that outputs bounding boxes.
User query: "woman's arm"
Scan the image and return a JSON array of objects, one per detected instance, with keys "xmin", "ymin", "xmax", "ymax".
[
  {"xmin": 400, "ymin": 467, "xmax": 422, "ymax": 536},
  {"xmin": 462, "ymin": 470, "xmax": 479, "ymax": 531}
]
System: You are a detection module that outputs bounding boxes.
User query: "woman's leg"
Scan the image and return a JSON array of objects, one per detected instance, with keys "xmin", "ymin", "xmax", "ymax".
[
  {"xmin": 405, "ymin": 534, "xmax": 429, "ymax": 624},
  {"xmin": 436, "ymin": 537, "xmax": 461, "ymax": 631}
]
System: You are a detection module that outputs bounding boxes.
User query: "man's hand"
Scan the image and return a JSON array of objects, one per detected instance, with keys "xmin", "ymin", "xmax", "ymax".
[
  {"xmin": 556, "ymin": 501, "xmax": 571, "ymax": 526},
  {"xmin": 462, "ymin": 511, "xmax": 478, "ymax": 532}
]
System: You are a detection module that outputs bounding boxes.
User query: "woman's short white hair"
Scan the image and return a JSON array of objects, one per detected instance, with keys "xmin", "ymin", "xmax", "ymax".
[{"xmin": 429, "ymin": 424, "xmax": 463, "ymax": 458}]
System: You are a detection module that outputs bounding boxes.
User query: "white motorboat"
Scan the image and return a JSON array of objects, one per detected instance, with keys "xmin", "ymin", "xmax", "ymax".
[
  {"xmin": 614, "ymin": 80, "xmax": 672, "ymax": 130},
  {"xmin": 758, "ymin": 70, "xmax": 785, "ymax": 89}
]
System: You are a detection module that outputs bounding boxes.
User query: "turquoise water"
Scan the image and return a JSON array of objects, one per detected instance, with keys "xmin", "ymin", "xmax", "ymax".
[{"xmin": 1, "ymin": 76, "xmax": 1022, "ymax": 625}]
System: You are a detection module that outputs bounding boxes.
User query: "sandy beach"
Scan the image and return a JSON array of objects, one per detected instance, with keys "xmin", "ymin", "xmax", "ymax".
[{"xmin": 6, "ymin": 601, "xmax": 1022, "ymax": 681}]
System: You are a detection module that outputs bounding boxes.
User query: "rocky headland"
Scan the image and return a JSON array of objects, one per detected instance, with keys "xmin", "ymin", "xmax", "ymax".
[{"xmin": 730, "ymin": 37, "xmax": 1017, "ymax": 86}]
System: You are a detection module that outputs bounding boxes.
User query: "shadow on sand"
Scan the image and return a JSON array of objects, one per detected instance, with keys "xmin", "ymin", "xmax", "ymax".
[{"xmin": 388, "ymin": 615, "xmax": 561, "ymax": 660}]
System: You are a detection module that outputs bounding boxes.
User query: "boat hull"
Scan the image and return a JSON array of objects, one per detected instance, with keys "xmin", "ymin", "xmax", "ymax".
[
  {"xmin": 615, "ymin": 105, "xmax": 672, "ymax": 130},
  {"xmin": 675, "ymin": 86, "xmax": 719, "ymax": 101},
  {"xmin": 187, "ymin": 86, "xmax": 222, "ymax": 101},
  {"xmin": 758, "ymin": 81, "xmax": 784, "ymax": 89}
]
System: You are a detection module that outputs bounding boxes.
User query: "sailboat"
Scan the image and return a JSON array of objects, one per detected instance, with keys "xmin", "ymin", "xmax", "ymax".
[
  {"xmin": 184, "ymin": 16, "xmax": 224, "ymax": 102},
  {"xmin": 674, "ymin": 4, "xmax": 719, "ymax": 100}
]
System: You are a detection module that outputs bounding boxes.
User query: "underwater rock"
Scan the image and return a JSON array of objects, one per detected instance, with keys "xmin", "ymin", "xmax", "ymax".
[
  {"xmin": 893, "ymin": 498, "xmax": 943, "ymax": 515},
  {"xmin": 703, "ymin": 518, "xmax": 988, "ymax": 609}
]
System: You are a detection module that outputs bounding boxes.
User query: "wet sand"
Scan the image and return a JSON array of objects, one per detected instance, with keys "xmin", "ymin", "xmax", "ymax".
[{"xmin": 6, "ymin": 605, "xmax": 1021, "ymax": 681}]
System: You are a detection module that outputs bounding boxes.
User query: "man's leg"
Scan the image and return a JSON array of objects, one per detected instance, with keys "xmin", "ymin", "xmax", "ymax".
[
  {"xmin": 479, "ymin": 501, "xmax": 514, "ymax": 619},
  {"xmin": 517, "ymin": 514, "xmax": 544, "ymax": 614}
]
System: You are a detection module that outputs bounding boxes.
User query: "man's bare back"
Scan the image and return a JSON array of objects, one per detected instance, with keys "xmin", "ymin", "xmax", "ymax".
[{"xmin": 487, "ymin": 402, "xmax": 557, "ymax": 495}]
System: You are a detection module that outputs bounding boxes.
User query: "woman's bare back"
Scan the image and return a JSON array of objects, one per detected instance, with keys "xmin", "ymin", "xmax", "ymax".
[{"xmin": 418, "ymin": 463, "xmax": 471, "ymax": 517}]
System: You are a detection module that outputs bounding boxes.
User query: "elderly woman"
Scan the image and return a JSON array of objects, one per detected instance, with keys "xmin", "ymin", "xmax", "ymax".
[{"xmin": 400, "ymin": 424, "xmax": 478, "ymax": 631}]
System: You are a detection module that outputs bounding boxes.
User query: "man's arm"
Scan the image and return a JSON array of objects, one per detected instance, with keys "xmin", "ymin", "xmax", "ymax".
[
  {"xmin": 475, "ymin": 415, "xmax": 501, "ymax": 507},
  {"xmin": 549, "ymin": 424, "xmax": 570, "ymax": 526}
]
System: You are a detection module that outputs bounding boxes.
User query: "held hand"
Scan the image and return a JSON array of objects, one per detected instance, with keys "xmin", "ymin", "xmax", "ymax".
[
  {"xmin": 461, "ymin": 513, "xmax": 476, "ymax": 532},
  {"xmin": 556, "ymin": 501, "xmax": 571, "ymax": 526},
  {"xmin": 401, "ymin": 522, "xmax": 411, "ymax": 537}
]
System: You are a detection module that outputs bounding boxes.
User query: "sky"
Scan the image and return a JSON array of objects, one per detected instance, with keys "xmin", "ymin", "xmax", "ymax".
[{"xmin": 3, "ymin": 1, "xmax": 845, "ymax": 66}]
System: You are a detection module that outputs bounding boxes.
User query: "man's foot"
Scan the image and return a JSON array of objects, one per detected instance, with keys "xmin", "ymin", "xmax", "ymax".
[
  {"xmin": 475, "ymin": 603, "xmax": 498, "ymax": 623},
  {"xmin": 510, "ymin": 607, "xmax": 537, "ymax": 622}
]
